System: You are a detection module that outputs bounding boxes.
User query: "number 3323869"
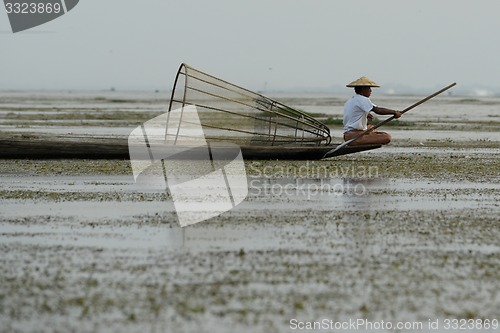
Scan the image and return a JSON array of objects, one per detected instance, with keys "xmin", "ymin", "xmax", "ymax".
[{"xmin": 5, "ymin": 2, "xmax": 62, "ymax": 14}]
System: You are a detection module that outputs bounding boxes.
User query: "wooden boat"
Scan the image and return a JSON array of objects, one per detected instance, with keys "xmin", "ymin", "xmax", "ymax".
[{"xmin": 0, "ymin": 137, "xmax": 380, "ymax": 160}]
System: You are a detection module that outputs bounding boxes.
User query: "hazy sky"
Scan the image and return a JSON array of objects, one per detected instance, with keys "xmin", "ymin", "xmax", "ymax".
[{"xmin": 1, "ymin": 0, "xmax": 499, "ymax": 94}]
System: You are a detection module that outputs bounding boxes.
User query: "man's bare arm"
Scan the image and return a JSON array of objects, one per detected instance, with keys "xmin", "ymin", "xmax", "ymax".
[{"xmin": 372, "ymin": 106, "xmax": 401, "ymax": 118}]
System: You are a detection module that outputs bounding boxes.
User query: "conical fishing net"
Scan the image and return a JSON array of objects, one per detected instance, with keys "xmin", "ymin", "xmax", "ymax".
[{"xmin": 167, "ymin": 64, "xmax": 331, "ymax": 146}]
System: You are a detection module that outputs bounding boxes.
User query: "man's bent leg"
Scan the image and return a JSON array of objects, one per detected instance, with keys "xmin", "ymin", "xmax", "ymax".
[{"xmin": 343, "ymin": 130, "xmax": 392, "ymax": 146}]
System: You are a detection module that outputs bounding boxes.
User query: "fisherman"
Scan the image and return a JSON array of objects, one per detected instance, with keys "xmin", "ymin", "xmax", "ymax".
[{"xmin": 343, "ymin": 77, "xmax": 401, "ymax": 146}]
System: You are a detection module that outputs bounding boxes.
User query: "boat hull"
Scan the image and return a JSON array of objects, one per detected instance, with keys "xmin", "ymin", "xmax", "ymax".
[{"xmin": 0, "ymin": 138, "xmax": 380, "ymax": 160}]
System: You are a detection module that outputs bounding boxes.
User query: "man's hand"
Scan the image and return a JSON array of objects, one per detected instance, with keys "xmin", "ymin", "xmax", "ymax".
[
  {"xmin": 367, "ymin": 113, "xmax": 374, "ymax": 120},
  {"xmin": 393, "ymin": 111, "xmax": 402, "ymax": 119}
]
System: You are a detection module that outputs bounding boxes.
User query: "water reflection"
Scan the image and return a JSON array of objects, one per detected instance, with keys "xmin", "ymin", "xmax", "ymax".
[
  {"xmin": 340, "ymin": 177, "xmax": 388, "ymax": 210},
  {"xmin": 162, "ymin": 177, "xmax": 389, "ymax": 251}
]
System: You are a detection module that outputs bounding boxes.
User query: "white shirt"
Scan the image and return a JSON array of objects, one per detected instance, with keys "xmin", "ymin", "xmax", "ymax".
[{"xmin": 343, "ymin": 94, "xmax": 376, "ymax": 133}]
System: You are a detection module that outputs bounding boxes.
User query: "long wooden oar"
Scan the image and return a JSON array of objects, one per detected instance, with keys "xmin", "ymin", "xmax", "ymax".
[{"xmin": 323, "ymin": 82, "xmax": 457, "ymax": 158}]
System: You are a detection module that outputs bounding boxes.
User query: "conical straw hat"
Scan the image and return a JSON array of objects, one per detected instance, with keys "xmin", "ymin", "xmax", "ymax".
[{"xmin": 346, "ymin": 76, "xmax": 380, "ymax": 87}]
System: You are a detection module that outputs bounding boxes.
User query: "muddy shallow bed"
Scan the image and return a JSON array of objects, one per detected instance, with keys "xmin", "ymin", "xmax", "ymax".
[
  {"xmin": 1, "ymin": 92, "xmax": 500, "ymax": 332},
  {"xmin": 1, "ymin": 146, "xmax": 499, "ymax": 333}
]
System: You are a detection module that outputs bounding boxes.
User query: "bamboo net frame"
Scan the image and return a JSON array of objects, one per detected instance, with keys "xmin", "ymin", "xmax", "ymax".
[{"xmin": 167, "ymin": 64, "xmax": 331, "ymax": 146}]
